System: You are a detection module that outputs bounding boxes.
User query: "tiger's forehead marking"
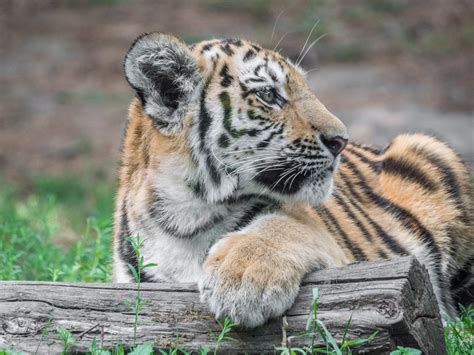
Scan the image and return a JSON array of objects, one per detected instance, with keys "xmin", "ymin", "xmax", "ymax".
[
  {"xmin": 192, "ymin": 39, "xmax": 304, "ymax": 96},
  {"xmin": 237, "ymin": 56, "xmax": 287, "ymax": 89}
]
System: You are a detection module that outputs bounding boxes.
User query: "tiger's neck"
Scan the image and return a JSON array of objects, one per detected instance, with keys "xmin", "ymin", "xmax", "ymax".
[
  {"xmin": 185, "ymin": 107, "xmax": 242, "ymax": 204},
  {"xmin": 149, "ymin": 152, "xmax": 232, "ymax": 237}
]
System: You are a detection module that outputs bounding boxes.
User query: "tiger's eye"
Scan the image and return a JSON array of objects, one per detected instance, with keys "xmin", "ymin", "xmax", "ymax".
[
  {"xmin": 260, "ymin": 89, "xmax": 275, "ymax": 102},
  {"xmin": 256, "ymin": 88, "xmax": 277, "ymax": 105}
]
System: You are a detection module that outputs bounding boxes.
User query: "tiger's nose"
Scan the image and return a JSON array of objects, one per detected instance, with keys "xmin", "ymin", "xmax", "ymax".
[{"xmin": 320, "ymin": 135, "xmax": 348, "ymax": 157}]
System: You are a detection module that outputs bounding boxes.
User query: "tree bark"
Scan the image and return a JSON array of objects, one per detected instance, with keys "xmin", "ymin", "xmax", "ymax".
[{"xmin": 0, "ymin": 257, "xmax": 446, "ymax": 354}]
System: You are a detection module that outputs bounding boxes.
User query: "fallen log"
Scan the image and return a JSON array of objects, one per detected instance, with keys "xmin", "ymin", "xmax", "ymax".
[{"xmin": 0, "ymin": 257, "xmax": 445, "ymax": 354}]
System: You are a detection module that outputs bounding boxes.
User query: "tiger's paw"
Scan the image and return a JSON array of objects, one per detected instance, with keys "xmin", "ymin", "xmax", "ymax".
[{"xmin": 198, "ymin": 234, "xmax": 301, "ymax": 328}]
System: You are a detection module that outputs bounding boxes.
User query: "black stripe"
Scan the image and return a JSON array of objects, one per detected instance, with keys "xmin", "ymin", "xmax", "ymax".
[
  {"xmin": 256, "ymin": 125, "xmax": 284, "ymax": 149},
  {"xmin": 338, "ymin": 171, "xmax": 409, "ymax": 256},
  {"xmin": 251, "ymin": 44, "xmax": 262, "ymax": 52},
  {"xmin": 221, "ymin": 43, "xmax": 234, "ymax": 56},
  {"xmin": 189, "ymin": 180, "xmax": 207, "ymax": 199},
  {"xmin": 220, "ymin": 92, "xmax": 264, "ymax": 139},
  {"xmin": 206, "ymin": 155, "xmax": 221, "ymax": 185},
  {"xmin": 318, "ymin": 206, "xmax": 367, "ymax": 261},
  {"xmin": 197, "ymin": 67, "xmax": 222, "ymax": 186},
  {"xmin": 247, "ymin": 109, "xmax": 258, "ymax": 120},
  {"xmin": 119, "ymin": 200, "xmax": 153, "ymax": 282},
  {"xmin": 268, "ymin": 69, "xmax": 278, "ymax": 83},
  {"xmin": 382, "ymin": 157, "xmax": 438, "ymax": 191},
  {"xmin": 243, "ymin": 49, "xmax": 256, "ymax": 62},
  {"xmin": 341, "ymin": 154, "xmax": 443, "ymax": 282},
  {"xmin": 411, "ymin": 144, "xmax": 470, "ymax": 302},
  {"xmin": 229, "ymin": 39, "xmax": 243, "ymax": 47},
  {"xmin": 134, "ymin": 87, "xmax": 146, "ymax": 105},
  {"xmin": 247, "ymin": 109, "xmax": 272, "ymax": 124},
  {"xmin": 198, "ymin": 82, "xmax": 213, "ymax": 150},
  {"xmin": 239, "ymin": 81, "xmax": 250, "ymax": 99},
  {"xmin": 351, "ymin": 143, "xmax": 383, "ymax": 155},
  {"xmin": 218, "ymin": 133, "xmax": 230, "ymax": 148},
  {"xmin": 223, "ymin": 193, "xmax": 274, "ymax": 205},
  {"xmin": 211, "ymin": 53, "xmax": 220, "ymax": 63},
  {"xmin": 246, "ymin": 77, "xmax": 266, "ymax": 83},
  {"xmin": 201, "ymin": 43, "xmax": 213, "ymax": 53},
  {"xmin": 411, "ymin": 145, "xmax": 468, "ymax": 224},
  {"xmin": 149, "ymin": 196, "xmax": 224, "ymax": 239},
  {"xmin": 345, "ymin": 147, "xmax": 382, "ymax": 173},
  {"xmin": 378, "ymin": 249, "xmax": 388, "ymax": 259},
  {"xmin": 233, "ymin": 201, "xmax": 274, "ymax": 231},
  {"xmin": 219, "ymin": 64, "xmax": 233, "ymax": 88},
  {"xmin": 333, "ymin": 193, "xmax": 374, "ymax": 242},
  {"xmin": 253, "ymin": 64, "xmax": 264, "ymax": 76},
  {"xmin": 222, "ymin": 39, "xmax": 242, "ymax": 47},
  {"xmin": 333, "ymin": 192, "xmax": 389, "ymax": 259},
  {"xmin": 245, "ymin": 129, "xmax": 260, "ymax": 137}
]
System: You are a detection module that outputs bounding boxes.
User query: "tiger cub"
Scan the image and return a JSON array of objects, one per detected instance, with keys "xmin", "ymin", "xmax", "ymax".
[{"xmin": 113, "ymin": 33, "xmax": 473, "ymax": 327}]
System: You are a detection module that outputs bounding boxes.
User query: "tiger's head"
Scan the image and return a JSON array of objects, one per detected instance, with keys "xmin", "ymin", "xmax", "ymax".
[{"xmin": 124, "ymin": 33, "xmax": 348, "ymax": 205}]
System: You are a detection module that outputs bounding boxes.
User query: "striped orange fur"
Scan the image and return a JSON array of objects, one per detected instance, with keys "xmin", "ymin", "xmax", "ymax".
[{"xmin": 114, "ymin": 33, "xmax": 473, "ymax": 327}]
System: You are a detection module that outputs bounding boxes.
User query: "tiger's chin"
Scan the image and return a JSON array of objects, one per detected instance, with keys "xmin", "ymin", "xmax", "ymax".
[
  {"xmin": 283, "ymin": 174, "xmax": 335, "ymax": 206},
  {"xmin": 252, "ymin": 168, "xmax": 335, "ymax": 207}
]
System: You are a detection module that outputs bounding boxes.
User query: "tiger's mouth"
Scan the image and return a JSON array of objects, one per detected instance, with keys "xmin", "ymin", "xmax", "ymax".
[{"xmin": 253, "ymin": 156, "xmax": 334, "ymax": 196}]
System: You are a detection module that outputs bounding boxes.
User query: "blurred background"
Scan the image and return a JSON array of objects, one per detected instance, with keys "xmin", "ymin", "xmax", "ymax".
[{"xmin": 0, "ymin": 0, "xmax": 473, "ymax": 281}]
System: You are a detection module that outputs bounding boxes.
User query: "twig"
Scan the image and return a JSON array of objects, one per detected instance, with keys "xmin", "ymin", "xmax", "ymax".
[
  {"xmin": 281, "ymin": 315, "xmax": 288, "ymax": 348},
  {"xmin": 100, "ymin": 325, "xmax": 105, "ymax": 349},
  {"xmin": 34, "ymin": 318, "xmax": 52, "ymax": 355},
  {"xmin": 77, "ymin": 323, "xmax": 100, "ymax": 339}
]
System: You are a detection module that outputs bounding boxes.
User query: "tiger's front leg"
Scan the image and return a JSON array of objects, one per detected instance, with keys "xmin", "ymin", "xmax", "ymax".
[{"xmin": 199, "ymin": 212, "xmax": 350, "ymax": 328}]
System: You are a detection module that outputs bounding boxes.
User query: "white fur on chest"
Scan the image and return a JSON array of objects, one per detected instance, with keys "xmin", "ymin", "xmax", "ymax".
[
  {"xmin": 120, "ymin": 154, "xmax": 251, "ymax": 283},
  {"xmin": 140, "ymin": 228, "xmax": 220, "ymax": 282}
]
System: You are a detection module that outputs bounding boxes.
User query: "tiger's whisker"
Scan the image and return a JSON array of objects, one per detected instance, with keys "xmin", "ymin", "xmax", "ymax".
[
  {"xmin": 296, "ymin": 19, "xmax": 320, "ymax": 65},
  {"xmin": 297, "ymin": 33, "xmax": 327, "ymax": 66}
]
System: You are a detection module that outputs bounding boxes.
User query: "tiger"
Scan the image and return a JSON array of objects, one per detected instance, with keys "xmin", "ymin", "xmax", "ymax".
[{"xmin": 113, "ymin": 32, "xmax": 473, "ymax": 328}]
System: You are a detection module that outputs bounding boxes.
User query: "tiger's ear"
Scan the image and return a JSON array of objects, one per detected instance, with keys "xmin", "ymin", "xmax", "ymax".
[{"xmin": 124, "ymin": 32, "xmax": 201, "ymax": 134}]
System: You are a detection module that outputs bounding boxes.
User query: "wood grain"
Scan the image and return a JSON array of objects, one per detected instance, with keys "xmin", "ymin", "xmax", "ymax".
[{"xmin": 0, "ymin": 257, "xmax": 446, "ymax": 354}]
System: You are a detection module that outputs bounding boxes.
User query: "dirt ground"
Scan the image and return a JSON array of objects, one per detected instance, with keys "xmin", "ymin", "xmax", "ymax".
[{"xmin": 1, "ymin": 0, "xmax": 473, "ymax": 184}]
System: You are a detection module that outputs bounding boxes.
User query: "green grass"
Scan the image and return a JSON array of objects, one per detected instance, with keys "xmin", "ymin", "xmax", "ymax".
[
  {"xmin": 0, "ymin": 175, "xmax": 114, "ymax": 282},
  {"xmin": 445, "ymin": 305, "xmax": 474, "ymax": 355},
  {"xmin": 276, "ymin": 288, "xmax": 378, "ymax": 354}
]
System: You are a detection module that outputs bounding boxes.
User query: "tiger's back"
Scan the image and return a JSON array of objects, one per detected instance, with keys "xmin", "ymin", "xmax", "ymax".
[{"xmin": 313, "ymin": 134, "xmax": 473, "ymax": 315}]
